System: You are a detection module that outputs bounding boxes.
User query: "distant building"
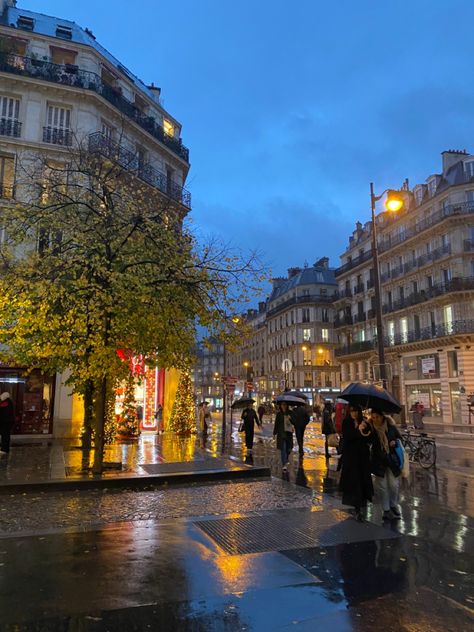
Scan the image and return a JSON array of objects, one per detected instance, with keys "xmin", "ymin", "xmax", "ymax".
[
  {"xmin": 192, "ymin": 339, "xmax": 224, "ymax": 410},
  {"xmin": 226, "ymin": 258, "xmax": 341, "ymax": 405},
  {"xmin": 334, "ymin": 149, "xmax": 474, "ymax": 431}
]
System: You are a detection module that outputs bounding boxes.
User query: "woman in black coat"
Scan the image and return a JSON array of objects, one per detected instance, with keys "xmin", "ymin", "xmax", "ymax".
[
  {"xmin": 339, "ymin": 404, "xmax": 373, "ymax": 521},
  {"xmin": 273, "ymin": 402, "xmax": 294, "ymax": 472},
  {"xmin": 0, "ymin": 392, "xmax": 15, "ymax": 455}
]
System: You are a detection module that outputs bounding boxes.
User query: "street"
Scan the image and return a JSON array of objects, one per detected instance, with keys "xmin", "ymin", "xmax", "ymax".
[{"xmin": 0, "ymin": 422, "xmax": 472, "ymax": 631}]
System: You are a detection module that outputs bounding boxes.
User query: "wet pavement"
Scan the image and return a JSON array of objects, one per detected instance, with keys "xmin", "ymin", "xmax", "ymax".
[{"xmin": 0, "ymin": 422, "xmax": 472, "ymax": 630}]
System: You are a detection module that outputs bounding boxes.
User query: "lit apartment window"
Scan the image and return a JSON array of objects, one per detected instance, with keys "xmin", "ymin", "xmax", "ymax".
[
  {"xmin": 303, "ymin": 328, "xmax": 311, "ymax": 341},
  {"xmin": 44, "ymin": 105, "xmax": 72, "ymax": 146},
  {"xmin": 444, "ymin": 305, "xmax": 453, "ymax": 334},
  {"xmin": 400, "ymin": 318, "xmax": 408, "ymax": 343},
  {"xmin": 0, "ymin": 155, "xmax": 15, "ymax": 199},
  {"xmin": 0, "ymin": 96, "xmax": 21, "ymax": 138},
  {"xmin": 387, "ymin": 321, "xmax": 395, "ymax": 345},
  {"xmin": 321, "ymin": 328, "xmax": 329, "ymax": 342},
  {"xmin": 163, "ymin": 119, "xmax": 174, "ymax": 137}
]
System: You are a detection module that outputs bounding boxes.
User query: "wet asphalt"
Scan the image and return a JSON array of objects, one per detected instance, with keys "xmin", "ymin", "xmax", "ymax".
[{"xmin": 0, "ymin": 421, "xmax": 472, "ymax": 631}]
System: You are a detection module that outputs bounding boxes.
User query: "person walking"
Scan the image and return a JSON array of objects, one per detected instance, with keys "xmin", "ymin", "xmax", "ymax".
[
  {"xmin": 410, "ymin": 401, "xmax": 425, "ymax": 430},
  {"xmin": 369, "ymin": 407, "xmax": 403, "ymax": 521},
  {"xmin": 257, "ymin": 403, "xmax": 266, "ymax": 425},
  {"xmin": 154, "ymin": 404, "xmax": 164, "ymax": 434},
  {"xmin": 241, "ymin": 403, "xmax": 260, "ymax": 453},
  {"xmin": 273, "ymin": 402, "xmax": 294, "ymax": 472},
  {"xmin": 291, "ymin": 403, "xmax": 310, "ymax": 458},
  {"xmin": 339, "ymin": 405, "xmax": 373, "ymax": 521},
  {"xmin": 321, "ymin": 401, "xmax": 336, "ymax": 459},
  {"xmin": 0, "ymin": 392, "xmax": 15, "ymax": 455},
  {"xmin": 198, "ymin": 402, "xmax": 210, "ymax": 438}
]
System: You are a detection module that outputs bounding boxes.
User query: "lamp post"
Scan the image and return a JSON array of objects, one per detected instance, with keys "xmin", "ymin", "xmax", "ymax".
[
  {"xmin": 222, "ymin": 316, "xmax": 240, "ymax": 445},
  {"xmin": 302, "ymin": 344, "xmax": 314, "ymax": 405},
  {"xmin": 370, "ymin": 184, "xmax": 404, "ymax": 389}
]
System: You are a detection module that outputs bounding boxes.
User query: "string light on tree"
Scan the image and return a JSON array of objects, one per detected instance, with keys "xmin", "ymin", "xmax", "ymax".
[{"xmin": 169, "ymin": 370, "xmax": 196, "ymax": 435}]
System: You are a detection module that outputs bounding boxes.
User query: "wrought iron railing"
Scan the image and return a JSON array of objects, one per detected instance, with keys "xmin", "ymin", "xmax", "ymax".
[
  {"xmin": 334, "ymin": 314, "xmax": 353, "ymax": 328},
  {"xmin": 353, "ymin": 283, "xmax": 364, "ymax": 295},
  {"xmin": 0, "ymin": 118, "xmax": 21, "ymax": 137},
  {"xmin": 43, "ymin": 126, "xmax": 72, "ymax": 146},
  {"xmin": 0, "ymin": 52, "xmax": 189, "ymax": 162},
  {"xmin": 266, "ymin": 293, "xmax": 337, "ymax": 318},
  {"xmin": 379, "ymin": 202, "xmax": 474, "ymax": 252},
  {"xmin": 335, "ymin": 249, "xmax": 373, "ymax": 277},
  {"xmin": 382, "ymin": 277, "xmax": 474, "ymax": 314},
  {"xmin": 380, "ymin": 244, "xmax": 452, "ymax": 283},
  {"xmin": 335, "ymin": 318, "xmax": 474, "ymax": 356},
  {"xmin": 464, "ymin": 239, "xmax": 474, "ymax": 252},
  {"xmin": 88, "ymin": 132, "xmax": 191, "ymax": 208}
]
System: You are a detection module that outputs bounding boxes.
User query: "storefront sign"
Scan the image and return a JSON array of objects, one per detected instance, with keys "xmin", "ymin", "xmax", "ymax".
[{"xmin": 421, "ymin": 357, "xmax": 436, "ymax": 375}]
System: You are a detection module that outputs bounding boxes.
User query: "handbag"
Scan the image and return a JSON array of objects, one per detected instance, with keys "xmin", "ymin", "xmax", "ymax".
[
  {"xmin": 238, "ymin": 422, "xmax": 244, "ymax": 432},
  {"xmin": 327, "ymin": 433, "xmax": 339, "ymax": 448}
]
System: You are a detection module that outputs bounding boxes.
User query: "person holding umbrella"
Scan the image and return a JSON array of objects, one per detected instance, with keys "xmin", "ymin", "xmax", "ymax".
[
  {"xmin": 339, "ymin": 404, "xmax": 373, "ymax": 522},
  {"xmin": 273, "ymin": 401, "xmax": 294, "ymax": 472},
  {"xmin": 369, "ymin": 407, "xmax": 403, "ymax": 521},
  {"xmin": 241, "ymin": 402, "xmax": 260, "ymax": 453}
]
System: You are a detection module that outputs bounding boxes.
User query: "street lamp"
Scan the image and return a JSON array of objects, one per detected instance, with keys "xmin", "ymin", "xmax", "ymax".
[
  {"xmin": 370, "ymin": 184, "xmax": 405, "ymax": 388},
  {"xmin": 302, "ymin": 345, "xmax": 314, "ymax": 404},
  {"xmin": 222, "ymin": 315, "xmax": 240, "ymax": 443}
]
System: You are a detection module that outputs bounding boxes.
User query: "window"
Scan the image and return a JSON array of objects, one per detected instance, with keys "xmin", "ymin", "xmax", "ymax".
[
  {"xmin": 400, "ymin": 318, "xmax": 408, "ymax": 343},
  {"xmin": 17, "ymin": 15, "xmax": 34, "ymax": 31},
  {"xmin": 442, "ymin": 269, "xmax": 451, "ymax": 284},
  {"xmin": 441, "ymin": 234, "xmax": 449, "ymax": 248},
  {"xmin": 101, "ymin": 121, "xmax": 114, "ymax": 142},
  {"xmin": 302, "ymin": 289, "xmax": 310, "ymax": 297},
  {"xmin": 444, "ymin": 305, "xmax": 453, "ymax": 334},
  {"xmin": 387, "ymin": 321, "xmax": 395, "ymax": 345},
  {"xmin": 465, "ymin": 161, "xmax": 474, "ymax": 178},
  {"xmin": 414, "ymin": 314, "xmax": 420, "ymax": 336},
  {"xmin": 44, "ymin": 105, "xmax": 72, "ymax": 146},
  {"xmin": 321, "ymin": 308, "xmax": 329, "ymax": 323},
  {"xmin": 412, "ymin": 281, "xmax": 418, "ymax": 294},
  {"xmin": 426, "ymin": 275, "xmax": 433, "ymax": 289},
  {"xmin": 0, "ymin": 155, "xmax": 14, "ymax": 199},
  {"xmin": 466, "ymin": 191, "xmax": 474, "ymax": 203},
  {"xmin": 321, "ymin": 328, "xmax": 329, "ymax": 342},
  {"xmin": 302, "ymin": 308, "xmax": 310, "ymax": 323},
  {"xmin": 0, "ymin": 96, "xmax": 21, "ymax": 138},
  {"xmin": 163, "ymin": 119, "xmax": 174, "ymax": 137},
  {"xmin": 56, "ymin": 25, "xmax": 72, "ymax": 40},
  {"xmin": 447, "ymin": 350, "xmax": 458, "ymax": 377},
  {"xmin": 303, "ymin": 328, "xmax": 311, "ymax": 341}
]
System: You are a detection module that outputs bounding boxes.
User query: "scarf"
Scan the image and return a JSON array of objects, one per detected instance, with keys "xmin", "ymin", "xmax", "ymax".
[{"xmin": 374, "ymin": 419, "xmax": 389, "ymax": 453}]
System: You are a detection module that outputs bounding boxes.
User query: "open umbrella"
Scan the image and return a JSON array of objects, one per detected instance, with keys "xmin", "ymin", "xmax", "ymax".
[
  {"xmin": 274, "ymin": 394, "xmax": 307, "ymax": 406},
  {"xmin": 283, "ymin": 390, "xmax": 308, "ymax": 401},
  {"xmin": 340, "ymin": 382, "xmax": 401, "ymax": 414},
  {"xmin": 231, "ymin": 397, "xmax": 255, "ymax": 409}
]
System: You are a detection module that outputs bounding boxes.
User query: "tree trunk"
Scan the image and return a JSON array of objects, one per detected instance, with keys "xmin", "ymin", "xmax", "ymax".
[
  {"xmin": 81, "ymin": 379, "xmax": 94, "ymax": 451},
  {"xmin": 92, "ymin": 376, "xmax": 107, "ymax": 475}
]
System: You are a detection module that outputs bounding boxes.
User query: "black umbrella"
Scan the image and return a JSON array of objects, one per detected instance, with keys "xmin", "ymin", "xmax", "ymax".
[
  {"xmin": 283, "ymin": 390, "xmax": 309, "ymax": 401},
  {"xmin": 340, "ymin": 382, "xmax": 401, "ymax": 414},
  {"xmin": 274, "ymin": 394, "xmax": 307, "ymax": 406},
  {"xmin": 231, "ymin": 397, "xmax": 255, "ymax": 409}
]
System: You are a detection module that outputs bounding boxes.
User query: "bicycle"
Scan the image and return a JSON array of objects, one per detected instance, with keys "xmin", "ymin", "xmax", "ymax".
[{"xmin": 400, "ymin": 430, "xmax": 437, "ymax": 469}]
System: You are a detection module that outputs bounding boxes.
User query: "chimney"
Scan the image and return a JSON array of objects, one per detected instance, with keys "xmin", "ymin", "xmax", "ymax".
[
  {"xmin": 0, "ymin": 0, "xmax": 16, "ymax": 14},
  {"xmin": 147, "ymin": 82, "xmax": 161, "ymax": 101},
  {"xmin": 442, "ymin": 149, "xmax": 468, "ymax": 174},
  {"xmin": 314, "ymin": 256, "xmax": 329, "ymax": 269},
  {"xmin": 356, "ymin": 221, "xmax": 362, "ymax": 232},
  {"xmin": 272, "ymin": 277, "xmax": 286, "ymax": 289},
  {"xmin": 287, "ymin": 267, "xmax": 301, "ymax": 279}
]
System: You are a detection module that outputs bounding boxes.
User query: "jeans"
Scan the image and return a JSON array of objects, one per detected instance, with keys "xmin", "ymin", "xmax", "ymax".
[
  {"xmin": 280, "ymin": 437, "xmax": 291, "ymax": 465},
  {"xmin": 374, "ymin": 469, "xmax": 400, "ymax": 511}
]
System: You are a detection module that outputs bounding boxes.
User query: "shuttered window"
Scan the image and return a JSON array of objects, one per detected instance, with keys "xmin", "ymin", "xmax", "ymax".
[
  {"xmin": 44, "ymin": 106, "xmax": 72, "ymax": 145},
  {"xmin": 0, "ymin": 97, "xmax": 21, "ymax": 138}
]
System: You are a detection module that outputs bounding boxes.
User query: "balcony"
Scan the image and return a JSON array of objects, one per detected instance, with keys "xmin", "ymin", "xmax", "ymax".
[
  {"xmin": 335, "ymin": 249, "xmax": 373, "ymax": 277},
  {"xmin": 43, "ymin": 126, "xmax": 72, "ymax": 146},
  {"xmin": 353, "ymin": 283, "xmax": 364, "ymax": 295},
  {"xmin": 354, "ymin": 312, "xmax": 366, "ymax": 324},
  {"xmin": 367, "ymin": 308, "xmax": 376, "ymax": 319},
  {"xmin": 0, "ymin": 118, "xmax": 21, "ymax": 138},
  {"xmin": 464, "ymin": 240, "xmax": 474, "ymax": 252},
  {"xmin": 266, "ymin": 293, "xmax": 336, "ymax": 318},
  {"xmin": 380, "ymin": 244, "xmax": 452, "ymax": 283},
  {"xmin": 335, "ymin": 318, "xmax": 474, "ymax": 357},
  {"xmin": 0, "ymin": 52, "xmax": 189, "ymax": 162},
  {"xmin": 382, "ymin": 277, "xmax": 474, "ymax": 315},
  {"xmin": 366, "ymin": 279, "xmax": 375, "ymax": 290},
  {"xmin": 334, "ymin": 314, "xmax": 353, "ymax": 328},
  {"xmin": 379, "ymin": 202, "xmax": 474, "ymax": 252},
  {"xmin": 88, "ymin": 132, "xmax": 191, "ymax": 208}
]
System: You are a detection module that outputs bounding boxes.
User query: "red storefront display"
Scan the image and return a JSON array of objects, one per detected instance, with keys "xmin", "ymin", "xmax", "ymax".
[
  {"xmin": 114, "ymin": 362, "xmax": 165, "ymax": 432},
  {"xmin": 0, "ymin": 367, "xmax": 55, "ymax": 435}
]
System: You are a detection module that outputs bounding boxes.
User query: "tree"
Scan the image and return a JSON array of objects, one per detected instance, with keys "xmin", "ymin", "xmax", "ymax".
[
  {"xmin": 168, "ymin": 371, "xmax": 196, "ymax": 435},
  {"xmin": 0, "ymin": 134, "xmax": 264, "ymax": 472},
  {"xmin": 116, "ymin": 374, "xmax": 140, "ymax": 438}
]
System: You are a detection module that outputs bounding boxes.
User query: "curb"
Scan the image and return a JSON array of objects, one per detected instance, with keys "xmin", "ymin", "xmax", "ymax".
[{"xmin": 0, "ymin": 464, "xmax": 271, "ymax": 495}]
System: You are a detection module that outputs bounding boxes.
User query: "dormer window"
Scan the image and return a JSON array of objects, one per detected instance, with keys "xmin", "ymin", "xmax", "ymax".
[
  {"xmin": 414, "ymin": 186, "xmax": 424, "ymax": 206},
  {"xmin": 163, "ymin": 119, "xmax": 174, "ymax": 137},
  {"xmin": 464, "ymin": 160, "xmax": 474, "ymax": 179},
  {"xmin": 17, "ymin": 16, "xmax": 34, "ymax": 31},
  {"xmin": 427, "ymin": 177, "xmax": 437, "ymax": 197},
  {"xmin": 56, "ymin": 26, "xmax": 72, "ymax": 40}
]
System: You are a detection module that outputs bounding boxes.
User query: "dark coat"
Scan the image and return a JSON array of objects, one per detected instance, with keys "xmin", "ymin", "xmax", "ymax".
[
  {"xmin": 273, "ymin": 411, "xmax": 294, "ymax": 451},
  {"xmin": 370, "ymin": 419, "xmax": 402, "ymax": 478},
  {"xmin": 0, "ymin": 399, "xmax": 15, "ymax": 428},
  {"xmin": 321, "ymin": 407, "xmax": 335, "ymax": 435},
  {"xmin": 241, "ymin": 407, "xmax": 259, "ymax": 430},
  {"xmin": 339, "ymin": 417, "xmax": 374, "ymax": 507},
  {"xmin": 291, "ymin": 406, "xmax": 310, "ymax": 429}
]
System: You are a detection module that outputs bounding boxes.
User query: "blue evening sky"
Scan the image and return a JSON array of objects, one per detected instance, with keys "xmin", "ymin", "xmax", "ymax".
[{"xmin": 22, "ymin": 0, "xmax": 474, "ymax": 278}]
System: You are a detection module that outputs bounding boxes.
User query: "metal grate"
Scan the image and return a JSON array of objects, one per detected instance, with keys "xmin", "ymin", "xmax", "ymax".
[
  {"xmin": 194, "ymin": 509, "xmax": 396, "ymax": 555},
  {"xmin": 140, "ymin": 459, "xmax": 243, "ymax": 475}
]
